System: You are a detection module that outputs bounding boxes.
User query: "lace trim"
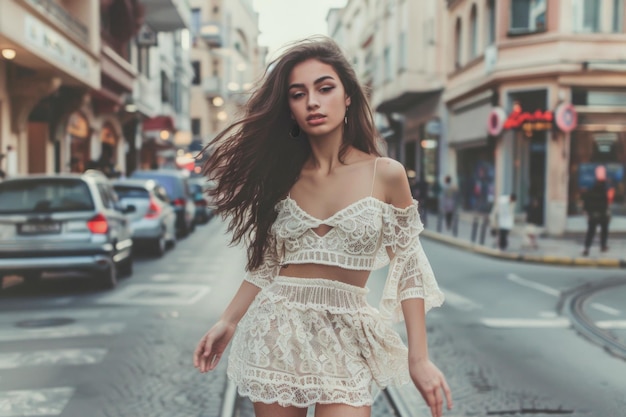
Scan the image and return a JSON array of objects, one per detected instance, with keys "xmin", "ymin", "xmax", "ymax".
[{"xmin": 281, "ymin": 251, "xmax": 376, "ymax": 270}]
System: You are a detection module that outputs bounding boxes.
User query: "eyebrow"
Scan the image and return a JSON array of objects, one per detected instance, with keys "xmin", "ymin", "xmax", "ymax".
[{"xmin": 288, "ymin": 75, "xmax": 335, "ymax": 90}]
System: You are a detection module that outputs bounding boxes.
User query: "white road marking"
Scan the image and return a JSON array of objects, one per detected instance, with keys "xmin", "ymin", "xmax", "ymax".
[
  {"xmin": 151, "ymin": 273, "xmax": 173, "ymax": 281},
  {"xmin": 96, "ymin": 283, "xmax": 211, "ymax": 306},
  {"xmin": 0, "ymin": 349, "xmax": 107, "ymax": 370},
  {"xmin": 439, "ymin": 287, "xmax": 482, "ymax": 311},
  {"xmin": 590, "ymin": 303, "xmax": 621, "ymax": 316},
  {"xmin": 0, "ymin": 323, "xmax": 125, "ymax": 343},
  {"xmin": 0, "ymin": 387, "xmax": 74, "ymax": 416},
  {"xmin": 596, "ymin": 320, "xmax": 626, "ymax": 329},
  {"xmin": 539, "ymin": 311, "xmax": 558, "ymax": 318},
  {"xmin": 481, "ymin": 318, "xmax": 571, "ymax": 328},
  {"xmin": 507, "ymin": 273, "xmax": 560, "ymax": 297}
]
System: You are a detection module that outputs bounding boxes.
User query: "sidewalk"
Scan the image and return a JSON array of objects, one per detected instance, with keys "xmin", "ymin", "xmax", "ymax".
[{"xmin": 420, "ymin": 210, "xmax": 626, "ymax": 268}]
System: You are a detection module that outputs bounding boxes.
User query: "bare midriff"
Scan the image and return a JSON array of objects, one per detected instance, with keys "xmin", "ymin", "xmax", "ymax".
[{"xmin": 279, "ymin": 263, "xmax": 370, "ymax": 288}]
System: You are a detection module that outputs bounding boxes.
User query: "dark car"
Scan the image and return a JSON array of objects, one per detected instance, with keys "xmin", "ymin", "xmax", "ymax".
[
  {"xmin": 0, "ymin": 171, "xmax": 134, "ymax": 289},
  {"xmin": 188, "ymin": 177, "xmax": 215, "ymax": 225},
  {"xmin": 129, "ymin": 170, "xmax": 195, "ymax": 237}
]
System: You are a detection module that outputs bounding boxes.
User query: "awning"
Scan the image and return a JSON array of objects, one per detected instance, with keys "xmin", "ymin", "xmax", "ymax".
[
  {"xmin": 376, "ymin": 89, "xmax": 442, "ymax": 113},
  {"xmin": 142, "ymin": 115, "xmax": 175, "ymax": 131}
]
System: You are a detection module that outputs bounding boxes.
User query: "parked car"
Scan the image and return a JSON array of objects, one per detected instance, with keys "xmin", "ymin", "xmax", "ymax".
[
  {"xmin": 188, "ymin": 177, "xmax": 215, "ymax": 225},
  {"xmin": 0, "ymin": 170, "xmax": 134, "ymax": 289},
  {"xmin": 129, "ymin": 170, "xmax": 195, "ymax": 237},
  {"xmin": 113, "ymin": 179, "xmax": 177, "ymax": 257}
]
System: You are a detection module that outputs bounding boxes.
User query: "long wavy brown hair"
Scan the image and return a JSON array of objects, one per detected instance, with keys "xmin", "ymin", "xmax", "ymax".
[{"xmin": 201, "ymin": 36, "xmax": 381, "ymax": 270}]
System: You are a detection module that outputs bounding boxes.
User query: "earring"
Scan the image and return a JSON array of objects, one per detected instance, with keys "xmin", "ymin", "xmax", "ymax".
[
  {"xmin": 344, "ymin": 107, "xmax": 349, "ymax": 125},
  {"xmin": 289, "ymin": 124, "xmax": 301, "ymax": 138}
]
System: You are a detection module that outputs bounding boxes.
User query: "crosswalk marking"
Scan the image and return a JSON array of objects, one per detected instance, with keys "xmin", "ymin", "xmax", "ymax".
[
  {"xmin": 0, "ymin": 323, "xmax": 125, "ymax": 343},
  {"xmin": 596, "ymin": 320, "xmax": 626, "ymax": 329},
  {"xmin": 0, "ymin": 349, "xmax": 107, "ymax": 370},
  {"xmin": 0, "ymin": 387, "xmax": 74, "ymax": 417}
]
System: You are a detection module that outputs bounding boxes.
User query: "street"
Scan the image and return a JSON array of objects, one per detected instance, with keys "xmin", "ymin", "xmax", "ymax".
[{"xmin": 1, "ymin": 218, "xmax": 625, "ymax": 417}]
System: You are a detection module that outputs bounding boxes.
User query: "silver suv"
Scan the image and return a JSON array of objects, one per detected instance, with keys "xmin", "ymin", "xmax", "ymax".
[{"xmin": 0, "ymin": 170, "xmax": 134, "ymax": 289}]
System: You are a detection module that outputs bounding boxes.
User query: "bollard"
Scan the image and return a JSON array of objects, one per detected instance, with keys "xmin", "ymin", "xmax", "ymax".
[
  {"xmin": 479, "ymin": 215, "xmax": 489, "ymax": 245},
  {"xmin": 437, "ymin": 212, "xmax": 443, "ymax": 232},
  {"xmin": 451, "ymin": 212, "xmax": 458, "ymax": 236},
  {"xmin": 470, "ymin": 216, "xmax": 479, "ymax": 242}
]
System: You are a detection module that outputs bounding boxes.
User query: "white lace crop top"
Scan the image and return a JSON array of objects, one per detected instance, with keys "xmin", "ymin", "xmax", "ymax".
[{"xmin": 244, "ymin": 195, "xmax": 445, "ymax": 323}]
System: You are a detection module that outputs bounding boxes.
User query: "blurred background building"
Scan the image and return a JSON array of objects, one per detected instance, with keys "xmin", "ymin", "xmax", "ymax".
[
  {"xmin": 0, "ymin": 0, "xmax": 264, "ymax": 178},
  {"xmin": 330, "ymin": 0, "xmax": 626, "ymax": 236}
]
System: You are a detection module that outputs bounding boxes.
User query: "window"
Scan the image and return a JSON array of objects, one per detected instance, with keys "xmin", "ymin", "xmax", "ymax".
[
  {"xmin": 192, "ymin": 61, "xmax": 201, "ymax": 85},
  {"xmin": 137, "ymin": 46, "xmax": 150, "ymax": 78},
  {"xmin": 161, "ymin": 71, "xmax": 171, "ymax": 103},
  {"xmin": 469, "ymin": 5, "xmax": 478, "ymax": 59},
  {"xmin": 613, "ymin": 0, "xmax": 624, "ymax": 32},
  {"xmin": 486, "ymin": 0, "xmax": 496, "ymax": 45},
  {"xmin": 510, "ymin": 0, "xmax": 547, "ymax": 34},
  {"xmin": 573, "ymin": 0, "xmax": 601, "ymax": 32},
  {"xmin": 454, "ymin": 18, "xmax": 462, "ymax": 68},
  {"xmin": 383, "ymin": 46, "xmax": 392, "ymax": 81},
  {"xmin": 398, "ymin": 32, "xmax": 407, "ymax": 71},
  {"xmin": 191, "ymin": 8, "xmax": 201, "ymax": 34},
  {"xmin": 192, "ymin": 118, "xmax": 201, "ymax": 136}
]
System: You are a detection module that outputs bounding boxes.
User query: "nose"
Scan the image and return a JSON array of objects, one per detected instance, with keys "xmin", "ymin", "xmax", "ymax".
[{"xmin": 307, "ymin": 93, "xmax": 320, "ymax": 110}]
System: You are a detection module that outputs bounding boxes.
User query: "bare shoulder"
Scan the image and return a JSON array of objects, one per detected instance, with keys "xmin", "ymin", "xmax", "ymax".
[{"xmin": 375, "ymin": 157, "xmax": 413, "ymax": 207}]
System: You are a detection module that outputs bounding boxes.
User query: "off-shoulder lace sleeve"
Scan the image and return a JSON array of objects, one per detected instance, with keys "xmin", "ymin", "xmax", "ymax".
[
  {"xmin": 243, "ymin": 234, "xmax": 281, "ymax": 289},
  {"xmin": 380, "ymin": 200, "xmax": 445, "ymax": 323}
]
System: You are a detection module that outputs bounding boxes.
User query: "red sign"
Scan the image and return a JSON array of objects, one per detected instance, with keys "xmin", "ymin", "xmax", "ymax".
[
  {"xmin": 503, "ymin": 103, "xmax": 553, "ymax": 137},
  {"xmin": 487, "ymin": 107, "xmax": 507, "ymax": 136},
  {"xmin": 554, "ymin": 103, "xmax": 578, "ymax": 133}
]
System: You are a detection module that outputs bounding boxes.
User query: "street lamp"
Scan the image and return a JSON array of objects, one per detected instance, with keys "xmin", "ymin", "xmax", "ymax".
[{"xmin": 1, "ymin": 49, "xmax": 16, "ymax": 60}]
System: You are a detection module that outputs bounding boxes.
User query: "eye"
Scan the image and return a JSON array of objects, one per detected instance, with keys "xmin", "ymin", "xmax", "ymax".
[
  {"xmin": 320, "ymin": 86, "xmax": 335, "ymax": 93},
  {"xmin": 290, "ymin": 92, "xmax": 305, "ymax": 99}
]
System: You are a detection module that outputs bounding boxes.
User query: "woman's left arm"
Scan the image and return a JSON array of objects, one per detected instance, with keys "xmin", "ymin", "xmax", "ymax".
[{"xmin": 381, "ymin": 158, "xmax": 453, "ymax": 417}]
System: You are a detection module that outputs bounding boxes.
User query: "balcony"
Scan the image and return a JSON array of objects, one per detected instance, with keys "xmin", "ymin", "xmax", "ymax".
[
  {"xmin": 203, "ymin": 76, "xmax": 223, "ymax": 98},
  {"xmin": 24, "ymin": 0, "xmax": 89, "ymax": 46},
  {"xmin": 142, "ymin": 0, "xmax": 191, "ymax": 32},
  {"xmin": 199, "ymin": 22, "xmax": 223, "ymax": 48}
]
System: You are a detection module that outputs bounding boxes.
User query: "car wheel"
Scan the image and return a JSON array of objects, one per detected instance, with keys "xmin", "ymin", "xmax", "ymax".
[
  {"xmin": 96, "ymin": 263, "xmax": 117, "ymax": 290},
  {"xmin": 119, "ymin": 256, "xmax": 133, "ymax": 277},
  {"xmin": 152, "ymin": 235, "xmax": 166, "ymax": 258}
]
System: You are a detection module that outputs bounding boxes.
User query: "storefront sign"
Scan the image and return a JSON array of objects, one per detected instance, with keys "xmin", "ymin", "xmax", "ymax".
[
  {"xmin": 487, "ymin": 107, "xmax": 507, "ymax": 136},
  {"xmin": 503, "ymin": 106, "xmax": 553, "ymax": 137},
  {"xmin": 24, "ymin": 15, "xmax": 92, "ymax": 80},
  {"xmin": 554, "ymin": 103, "xmax": 578, "ymax": 133}
]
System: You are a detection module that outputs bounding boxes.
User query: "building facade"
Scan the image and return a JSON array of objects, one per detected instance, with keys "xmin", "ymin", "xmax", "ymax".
[
  {"xmin": 332, "ymin": 0, "xmax": 626, "ymax": 235},
  {"xmin": 188, "ymin": 0, "xmax": 265, "ymax": 155},
  {"xmin": 329, "ymin": 0, "xmax": 449, "ymax": 211},
  {"xmin": 445, "ymin": 0, "xmax": 626, "ymax": 234}
]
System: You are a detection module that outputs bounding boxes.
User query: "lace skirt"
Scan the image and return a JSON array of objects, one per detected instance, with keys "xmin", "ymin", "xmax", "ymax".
[{"xmin": 227, "ymin": 276, "xmax": 410, "ymax": 408}]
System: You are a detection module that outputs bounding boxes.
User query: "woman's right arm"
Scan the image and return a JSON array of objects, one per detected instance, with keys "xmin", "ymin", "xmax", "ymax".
[{"xmin": 193, "ymin": 280, "xmax": 260, "ymax": 373}]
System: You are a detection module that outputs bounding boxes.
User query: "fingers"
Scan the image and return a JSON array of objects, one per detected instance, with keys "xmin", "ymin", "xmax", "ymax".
[
  {"xmin": 425, "ymin": 376, "xmax": 452, "ymax": 417},
  {"xmin": 442, "ymin": 377, "xmax": 453, "ymax": 410}
]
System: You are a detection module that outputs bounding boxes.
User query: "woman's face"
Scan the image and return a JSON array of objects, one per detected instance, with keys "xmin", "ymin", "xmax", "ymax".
[{"xmin": 287, "ymin": 58, "xmax": 351, "ymax": 138}]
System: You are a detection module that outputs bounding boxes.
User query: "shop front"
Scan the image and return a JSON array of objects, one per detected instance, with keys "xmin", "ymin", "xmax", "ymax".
[{"xmin": 567, "ymin": 94, "xmax": 626, "ymax": 232}]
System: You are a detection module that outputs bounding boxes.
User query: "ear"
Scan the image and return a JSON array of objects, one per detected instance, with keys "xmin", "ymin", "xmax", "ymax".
[{"xmin": 345, "ymin": 96, "xmax": 351, "ymax": 107}]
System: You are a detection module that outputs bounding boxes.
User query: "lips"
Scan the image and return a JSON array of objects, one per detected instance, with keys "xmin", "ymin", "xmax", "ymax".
[{"xmin": 306, "ymin": 113, "xmax": 325, "ymax": 121}]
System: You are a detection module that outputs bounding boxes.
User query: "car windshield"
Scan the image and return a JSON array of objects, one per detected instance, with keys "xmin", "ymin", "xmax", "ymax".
[
  {"xmin": 0, "ymin": 179, "xmax": 94, "ymax": 214},
  {"xmin": 130, "ymin": 172, "xmax": 183, "ymax": 199},
  {"xmin": 114, "ymin": 186, "xmax": 150, "ymax": 200}
]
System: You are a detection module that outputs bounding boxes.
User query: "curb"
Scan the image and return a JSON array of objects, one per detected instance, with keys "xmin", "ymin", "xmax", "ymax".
[{"xmin": 421, "ymin": 230, "xmax": 626, "ymax": 268}]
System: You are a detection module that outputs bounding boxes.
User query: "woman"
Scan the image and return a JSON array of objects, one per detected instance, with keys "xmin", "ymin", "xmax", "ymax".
[{"xmin": 193, "ymin": 37, "xmax": 452, "ymax": 417}]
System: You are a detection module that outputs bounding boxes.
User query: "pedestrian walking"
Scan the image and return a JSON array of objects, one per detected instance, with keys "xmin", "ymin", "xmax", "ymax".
[
  {"xmin": 440, "ymin": 176, "xmax": 458, "ymax": 231},
  {"xmin": 582, "ymin": 165, "xmax": 611, "ymax": 256},
  {"xmin": 490, "ymin": 193, "xmax": 517, "ymax": 250},
  {"xmin": 193, "ymin": 37, "xmax": 452, "ymax": 417}
]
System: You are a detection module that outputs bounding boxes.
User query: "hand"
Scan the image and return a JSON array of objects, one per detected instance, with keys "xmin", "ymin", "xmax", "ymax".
[
  {"xmin": 193, "ymin": 320, "xmax": 237, "ymax": 373},
  {"xmin": 410, "ymin": 359, "xmax": 453, "ymax": 417}
]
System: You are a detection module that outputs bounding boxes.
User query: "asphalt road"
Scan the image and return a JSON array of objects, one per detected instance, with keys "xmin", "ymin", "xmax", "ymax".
[{"xmin": 1, "ymin": 218, "xmax": 625, "ymax": 417}]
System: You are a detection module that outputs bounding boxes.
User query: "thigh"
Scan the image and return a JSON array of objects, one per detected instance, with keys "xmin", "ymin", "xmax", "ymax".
[
  {"xmin": 314, "ymin": 403, "xmax": 371, "ymax": 417},
  {"xmin": 253, "ymin": 402, "xmax": 308, "ymax": 417}
]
